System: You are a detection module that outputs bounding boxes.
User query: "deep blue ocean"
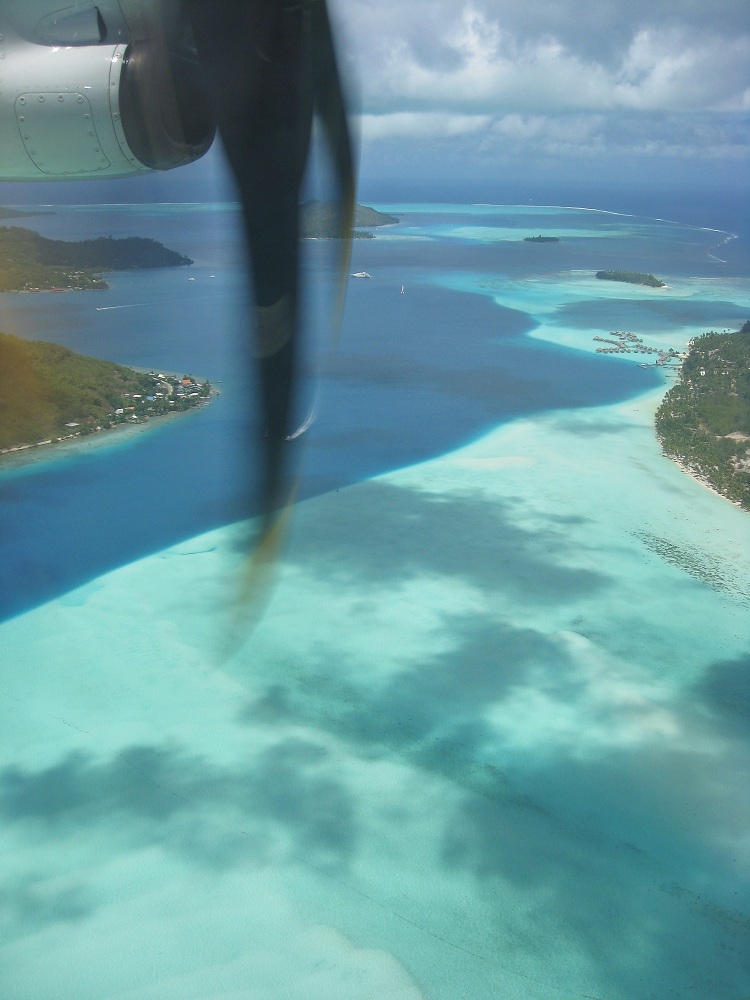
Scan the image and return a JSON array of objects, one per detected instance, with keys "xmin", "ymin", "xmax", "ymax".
[{"xmin": 1, "ymin": 188, "xmax": 748, "ymax": 622}]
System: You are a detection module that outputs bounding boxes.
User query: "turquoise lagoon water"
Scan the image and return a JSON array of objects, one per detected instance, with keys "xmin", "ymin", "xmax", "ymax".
[{"xmin": 0, "ymin": 202, "xmax": 749, "ymax": 999}]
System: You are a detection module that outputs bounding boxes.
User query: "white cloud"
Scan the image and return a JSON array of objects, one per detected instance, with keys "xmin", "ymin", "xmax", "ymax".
[
  {"xmin": 476, "ymin": 111, "xmax": 749, "ymax": 165},
  {"xmin": 365, "ymin": 11, "xmax": 749, "ymax": 116},
  {"xmin": 371, "ymin": 10, "xmax": 610, "ymax": 115},
  {"xmin": 612, "ymin": 30, "xmax": 750, "ymax": 112},
  {"xmin": 360, "ymin": 112, "xmax": 492, "ymax": 141},
  {"xmin": 490, "ymin": 114, "xmax": 604, "ymax": 143},
  {"xmin": 332, "ymin": 0, "xmax": 750, "ymax": 173}
]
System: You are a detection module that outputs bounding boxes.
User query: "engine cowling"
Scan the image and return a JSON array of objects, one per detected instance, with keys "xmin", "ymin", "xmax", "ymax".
[{"xmin": 0, "ymin": 27, "xmax": 215, "ymax": 180}]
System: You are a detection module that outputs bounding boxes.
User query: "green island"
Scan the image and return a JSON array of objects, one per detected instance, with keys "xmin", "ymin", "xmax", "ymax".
[
  {"xmin": 0, "ymin": 331, "xmax": 211, "ymax": 457},
  {"xmin": 656, "ymin": 322, "xmax": 750, "ymax": 509},
  {"xmin": 0, "ymin": 207, "xmax": 46, "ymax": 221},
  {"xmin": 523, "ymin": 235, "xmax": 560, "ymax": 243},
  {"xmin": 595, "ymin": 270, "xmax": 665, "ymax": 288},
  {"xmin": 301, "ymin": 201, "xmax": 399, "ymax": 240},
  {"xmin": 0, "ymin": 226, "xmax": 193, "ymax": 292}
]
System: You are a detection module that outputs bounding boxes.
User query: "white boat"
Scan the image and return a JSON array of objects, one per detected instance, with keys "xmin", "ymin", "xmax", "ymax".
[{"xmin": 351, "ymin": 271, "xmax": 371, "ymax": 278}]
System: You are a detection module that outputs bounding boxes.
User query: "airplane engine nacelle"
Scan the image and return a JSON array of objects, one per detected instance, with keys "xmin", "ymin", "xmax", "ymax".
[{"xmin": 0, "ymin": 29, "xmax": 215, "ymax": 180}]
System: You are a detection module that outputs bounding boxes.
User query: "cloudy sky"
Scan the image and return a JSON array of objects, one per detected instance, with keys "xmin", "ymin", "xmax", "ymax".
[
  {"xmin": 330, "ymin": 0, "xmax": 749, "ymax": 195},
  {"xmin": 1, "ymin": 1, "xmax": 747, "ymax": 209}
]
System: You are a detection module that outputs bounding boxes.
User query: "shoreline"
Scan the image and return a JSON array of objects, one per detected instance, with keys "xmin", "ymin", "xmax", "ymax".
[
  {"xmin": 665, "ymin": 452, "xmax": 746, "ymax": 510},
  {"xmin": 527, "ymin": 320, "xmax": 748, "ymax": 511},
  {"xmin": 0, "ymin": 361, "xmax": 213, "ymax": 475},
  {"xmin": 0, "ymin": 393, "xmax": 214, "ymax": 476},
  {"xmin": 430, "ymin": 242, "xmax": 745, "ymax": 515}
]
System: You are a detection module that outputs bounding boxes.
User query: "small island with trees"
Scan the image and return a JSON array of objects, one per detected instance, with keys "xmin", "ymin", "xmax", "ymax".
[
  {"xmin": 0, "ymin": 226, "xmax": 193, "ymax": 292},
  {"xmin": 595, "ymin": 270, "xmax": 666, "ymax": 288},
  {"xmin": 0, "ymin": 206, "xmax": 46, "ymax": 221},
  {"xmin": 301, "ymin": 201, "xmax": 399, "ymax": 239},
  {"xmin": 656, "ymin": 322, "xmax": 750, "ymax": 509},
  {"xmin": 0, "ymin": 331, "xmax": 211, "ymax": 460},
  {"xmin": 523, "ymin": 235, "xmax": 559, "ymax": 243}
]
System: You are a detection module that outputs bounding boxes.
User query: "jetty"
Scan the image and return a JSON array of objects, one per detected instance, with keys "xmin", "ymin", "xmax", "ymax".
[{"xmin": 593, "ymin": 331, "xmax": 684, "ymax": 364}]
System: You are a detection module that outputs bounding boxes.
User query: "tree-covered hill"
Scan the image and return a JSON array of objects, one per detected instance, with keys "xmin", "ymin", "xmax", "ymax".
[
  {"xmin": 656, "ymin": 323, "xmax": 750, "ymax": 509},
  {"xmin": 0, "ymin": 332, "xmax": 207, "ymax": 452},
  {"xmin": 0, "ymin": 226, "xmax": 192, "ymax": 292},
  {"xmin": 0, "ymin": 207, "xmax": 46, "ymax": 220},
  {"xmin": 301, "ymin": 201, "xmax": 399, "ymax": 239},
  {"xmin": 596, "ymin": 270, "xmax": 665, "ymax": 287}
]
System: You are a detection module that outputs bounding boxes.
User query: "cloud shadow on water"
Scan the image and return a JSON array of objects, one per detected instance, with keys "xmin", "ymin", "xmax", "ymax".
[
  {"xmin": 287, "ymin": 479, "xmax": 611, "ymax": 603},
  {"xmin": 439, "ymin": 744, "xmax": 750, "ymax": 1000},
  {"xmin": 693, "ymin": 652, "xmax": 750, "ymax": 731},
  {"xmin": 239, "ymin": 640, "xmax": 750, "ymax": 999},
  {"xmin": 0, "ymin": 738, "xmax": 358, "ymax": 934},
  {"xmin": 0, "ymin": 872, "xmax": 94, "ymax": 939},
  {"xmin": 236, "ymin": 550, "xmax": 749, "ymax": 1000}
]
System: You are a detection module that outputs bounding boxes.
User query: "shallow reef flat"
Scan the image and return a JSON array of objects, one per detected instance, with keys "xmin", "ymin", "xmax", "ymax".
[
  {"xmin": 1, "ymin": 383, "xmax": 748, "ymax": 1000},
  {"xmin": 1, "ymin": 200, "xmax": 748, "ymax": 999}
]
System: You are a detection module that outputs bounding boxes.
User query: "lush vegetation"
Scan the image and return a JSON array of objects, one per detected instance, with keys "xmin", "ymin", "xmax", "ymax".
[
  {"xmin": 595, "ymin": 270, "xmax": 665, "ymax": 287},
  {"xmin": 301, "ymin": 201, "xmax": 399, "ymax": 239},
  {"xmin": 0, "ymin": 331, "xmax": 209, "ymax": 453},
  {"xmin": 656, "ymin": 323, "xmax": 750, "ymax": 509},
  {"xmin": 0, "ymin": 226, "xmax": 192, "ymax": 291},
  {"xmin": 524, "ymin": 235, "xmax": 560, "ymax": 243},
  {"xmin": 0, "ymin": 207, "xmax": 44, "ymax": 220}
]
